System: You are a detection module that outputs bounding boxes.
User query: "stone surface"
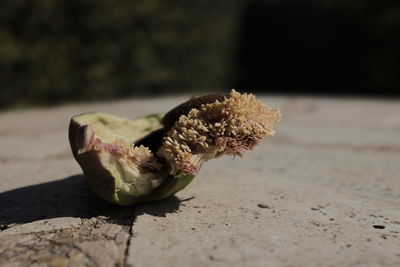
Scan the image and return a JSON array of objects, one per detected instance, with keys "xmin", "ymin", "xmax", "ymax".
[
  {"xmin": 77, "ymin": 241, "xmax": 120, "ymax": 267},
  {"xmin": 0, "ymin": 217, "xmax": 81, "ymax": 237},
  {"xmin": 1, "ymin": 95, "xmax": 400, "ymax": 266}
]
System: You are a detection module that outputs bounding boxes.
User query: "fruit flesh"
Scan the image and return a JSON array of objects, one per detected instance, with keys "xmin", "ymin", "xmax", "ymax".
[
  {"xmin": 72, "ymin": 112, "xmax": 163, "ymax": 145},
  {"xmin": 69, "ymin": 113, "xmax": 173, "ymax": 205}
]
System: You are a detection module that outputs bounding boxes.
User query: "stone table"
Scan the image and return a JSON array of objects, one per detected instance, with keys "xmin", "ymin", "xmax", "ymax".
[{"xmin": 1, "ymin": 96, "xmax": 400, "ymax": 267}]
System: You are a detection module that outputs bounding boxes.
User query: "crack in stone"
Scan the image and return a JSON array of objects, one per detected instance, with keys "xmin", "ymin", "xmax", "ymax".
[{"xmin": 123, "ymin": 207, "xmax": 136, "ymax": 267}]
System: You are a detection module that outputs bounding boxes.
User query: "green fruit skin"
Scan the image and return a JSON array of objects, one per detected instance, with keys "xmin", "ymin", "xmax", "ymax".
[{"xmin": 69, "ymin": 113, "xmax": 195, "ymax": 206}]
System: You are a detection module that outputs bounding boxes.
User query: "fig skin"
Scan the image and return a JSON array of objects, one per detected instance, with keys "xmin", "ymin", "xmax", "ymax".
[
  {"xmin": 69, "ymin": 118, "xmax": 130, "ymax": 204},
  {"xmin": 69, "ymin": 113, "xmax": 195, "ymax": 205}
]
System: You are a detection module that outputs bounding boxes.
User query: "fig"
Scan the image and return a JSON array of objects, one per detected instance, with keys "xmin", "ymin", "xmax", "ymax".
[{"xmin": 69, "ymin": 90, "xmax": 280, "ymax": 205}]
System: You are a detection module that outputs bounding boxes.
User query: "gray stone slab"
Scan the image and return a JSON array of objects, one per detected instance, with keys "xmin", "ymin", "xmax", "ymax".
[{"xmin": 1, "ymin": 96, "xmax": 399, "ymax": 266}]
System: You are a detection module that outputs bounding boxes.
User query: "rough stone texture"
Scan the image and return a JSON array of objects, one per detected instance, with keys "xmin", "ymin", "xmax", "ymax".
[
  {"xmin": 1, "ymin": 96, "xmax": 400, "ymax": 266},
  {"xmin": 0, "ymin": 97, "xmax": 180, "ymax": 266},
  {"xmin": 0, "ymin": 217, "xmax": 81, "ymax": 237}
]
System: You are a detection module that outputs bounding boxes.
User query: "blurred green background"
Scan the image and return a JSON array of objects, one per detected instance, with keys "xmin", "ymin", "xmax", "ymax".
[
  {"xmin": 0, "ymin": 0, "xmax": 241, "ymax": 109},
  {"xmin": 0, "ymin": 0, "xmax": 399, "ymax": 109}
]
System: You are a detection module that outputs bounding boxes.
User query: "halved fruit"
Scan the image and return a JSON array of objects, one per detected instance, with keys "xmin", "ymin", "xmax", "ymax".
[
  {"xmin": 69, "ymin": 112, "xmax": 194, "ymax": 205},
  {"xmin": 69, "ymin": 90, "xmax": 281, "ymax": 206}
]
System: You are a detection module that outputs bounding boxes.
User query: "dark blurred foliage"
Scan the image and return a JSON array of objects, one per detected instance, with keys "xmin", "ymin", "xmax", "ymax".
[
  {"xmin": 236, "ymin": 0, "xmax": 400, "ymax": 95},
  {"xmin": 1, "ymin": 0, "xmax": 400, "ymax": 109},
  {"xmin": 0, "ymin": 0, "xmax": 240, "ymax": 108}
]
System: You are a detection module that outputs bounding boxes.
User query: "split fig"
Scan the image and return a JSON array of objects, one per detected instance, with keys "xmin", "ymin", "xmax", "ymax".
[{"xmin": 69, "ymin": 90, "xmax": 280, "ymax": 205}]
